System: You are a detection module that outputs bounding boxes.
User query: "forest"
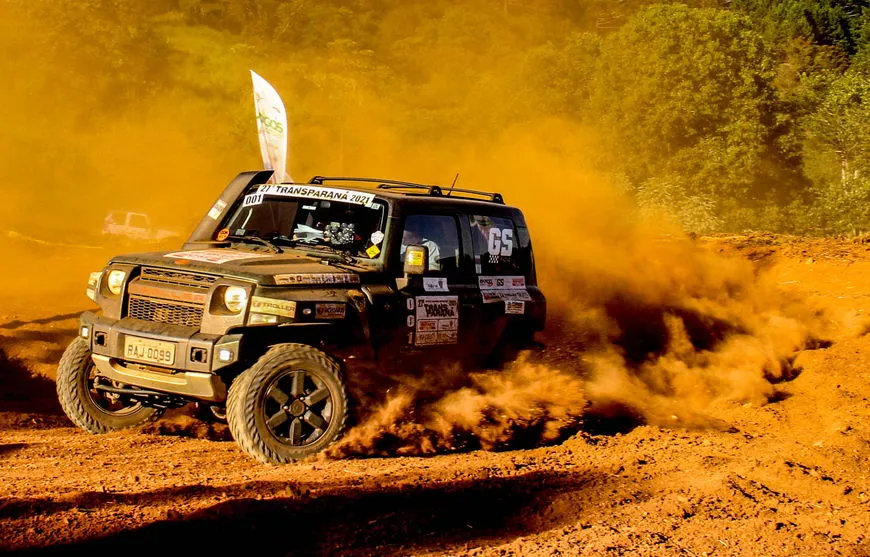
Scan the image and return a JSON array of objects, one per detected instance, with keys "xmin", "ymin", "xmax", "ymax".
[{"xmin": 1, "ymin": 0, "xmax": 869, "ymax": 236}]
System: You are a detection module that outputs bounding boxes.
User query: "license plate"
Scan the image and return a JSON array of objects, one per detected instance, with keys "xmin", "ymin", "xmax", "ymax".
[{"xmin": 123, "ymin": 336, "xmax": 176, "ymax": 366}]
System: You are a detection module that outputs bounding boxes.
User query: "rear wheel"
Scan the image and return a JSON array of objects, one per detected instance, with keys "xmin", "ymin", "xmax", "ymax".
[
  {"xmin": 227, "ymin": 343, "xmax": 348, "ymax": 464},
  {"xmin": 56, "ymin": 338, "xmax": 164, "ymax": 433}
]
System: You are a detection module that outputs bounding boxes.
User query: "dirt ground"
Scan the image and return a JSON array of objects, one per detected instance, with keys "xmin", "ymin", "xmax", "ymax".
[{"xmin": 0, "ymin": 232, "xmax": 868, "ymax": 556}]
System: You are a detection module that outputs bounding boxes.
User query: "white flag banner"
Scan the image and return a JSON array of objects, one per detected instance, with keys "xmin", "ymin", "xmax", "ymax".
[{"xmin": 251, "ymin": 70, "xmax": 291, "ymax": 183}]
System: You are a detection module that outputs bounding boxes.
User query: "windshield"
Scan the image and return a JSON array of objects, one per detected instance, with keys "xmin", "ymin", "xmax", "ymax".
[{"xmin": 221, "ymin": 187, "xmax": 388, "ymax": 259}]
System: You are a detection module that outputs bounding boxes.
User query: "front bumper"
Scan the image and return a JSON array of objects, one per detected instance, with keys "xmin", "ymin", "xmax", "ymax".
[{"xmin": 79, "ymin": 311, "xmax": 240, "ymax": 402}]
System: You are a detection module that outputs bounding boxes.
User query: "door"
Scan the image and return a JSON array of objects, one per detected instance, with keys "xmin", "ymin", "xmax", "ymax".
[
  {"xmin": 392, "ymin": 213, "xmax": 479, "ymax": 356},
  {"xmin": 466, "ymin": 212, "xmax": 536, "ymax": 353}
]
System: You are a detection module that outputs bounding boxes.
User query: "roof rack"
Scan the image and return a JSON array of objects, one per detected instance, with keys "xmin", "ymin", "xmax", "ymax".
[{"xmin": 307, "ymin": 176, "xmax": 505, "ymax": 204}]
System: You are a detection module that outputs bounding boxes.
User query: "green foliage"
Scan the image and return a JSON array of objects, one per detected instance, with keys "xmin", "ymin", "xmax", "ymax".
[
  {"xmin": 637, "ymin": 176, "xmax": 724, "ymax": 234},
  {"xmin": 799, "ymin": 68, "xmax": 870, "ymax": 234},
  {"xmin": 586, "ymin": 5, "xmax": 794, "ymax": 223},
  {"xmin": 11, "ymin": 0, "xmax": 172, "ymax": 113},
  {"xmin": 521, "ymin": 32, "xmax": 601, "ymax": 117},
  {"xmin": 731, "ymin": 0, "xmax": 870, "ymax": 55}
]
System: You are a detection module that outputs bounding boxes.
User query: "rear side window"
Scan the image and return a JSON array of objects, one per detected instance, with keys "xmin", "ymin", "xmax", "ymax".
[
  {"xmin": 469, "ymin": 214, "xmax": 526, "ymax": 275},
  {"xmin": 399, "ymin": 214, "xmax": 462, "ymax": 276}
]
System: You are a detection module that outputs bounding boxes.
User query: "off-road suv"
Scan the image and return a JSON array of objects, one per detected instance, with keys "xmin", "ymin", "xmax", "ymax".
[{"xmin": 57, "ymin": 171, "xmax": 546, "ymax": 464}]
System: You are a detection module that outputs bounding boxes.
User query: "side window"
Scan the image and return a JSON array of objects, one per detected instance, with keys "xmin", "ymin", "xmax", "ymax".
[
  {"xmin": 399, "ymin": 214, "xmax": 461, "ymax": 275},
  {"xmin": 469, "ymin": 214, "xmax": 524, "ymax": 275}
]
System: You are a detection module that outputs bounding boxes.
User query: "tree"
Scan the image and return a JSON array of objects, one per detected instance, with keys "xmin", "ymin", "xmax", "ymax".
[
  {"xmin": 520, "ymin": 32, "xmax": 601, "ymax": 117},
  {"xmin": 731, "ymin": 0, "xmax": 870, "ymax": 56},
  {"xmin": 586, "ymin": 4, "xmax": 800, "ymax": 229},
  {"xmin": 800, "ymin": 68, "xmax": 870, "ymax": 234}
]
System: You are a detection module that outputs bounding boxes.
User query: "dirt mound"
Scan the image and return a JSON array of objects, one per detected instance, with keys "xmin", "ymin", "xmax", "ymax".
[
  {"xmin": 0, "ymin": 352, "xmax": 67, "ymax": 431},
  {"xmin": 0, "ymin": 346, "xmax": 64, "ymax": 423}
]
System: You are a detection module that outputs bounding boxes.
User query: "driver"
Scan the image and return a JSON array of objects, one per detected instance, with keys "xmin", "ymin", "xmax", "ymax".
[{"xmin": 401, "ymin": 221, "xmax": 441, "ymax": 271}]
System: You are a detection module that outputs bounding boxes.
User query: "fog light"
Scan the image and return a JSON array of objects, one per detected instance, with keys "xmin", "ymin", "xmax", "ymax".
[
  {"xmin": 217, "ymin": 349, "xmax": 234, "ymax": 362},
  {"xmin": 249, "ymin": 313, "xmax": 278, "ymax": 325},
  {"xmin": 80, "ymin": 326, "xmax": 90, "ymax": 338}
]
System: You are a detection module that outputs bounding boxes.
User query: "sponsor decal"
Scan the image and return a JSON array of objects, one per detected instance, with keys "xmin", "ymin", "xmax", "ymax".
[
  {"xmin": 274, "ymin": 273, "xmax": 361, "ymax": 285},
  {"xmin": 164, "ymin": 249, "xmax": 268, "ymax": 264},
  {"xmin": 478, "ymin": 276, "xmax": 526, "ymax": 290},
  {"xmin": 315, "ymin": 303, "xmax": 346, "ymax": 320},
  {"xmin": 370, "ymin": 230, "xmax": 385, "ymax": 245},
  {"xmin": 207, "ymin": 199, "xmax": 228, "ymax": 220},
  {"xmin": 405, "ymin": 249, "xmax": 425, "ymax": 268},
  {"xmin": 257, "ymin": 184, "xmax": 376, "ymax": 206},
  {"xmin": 482, "ymin": 290, "xmax": 532, "ymax": 303},
  {"xmin": 216, "ymin": 228, "xmax": 230, "ymax": 242},
  {"xmin": 479, "ymin": 275, "xmax": 530, "ymax": 303},
  {"xmin": 416, "ymin": 296, "xmax": 458, "ymax": 319},
  {"xmin": 505, "ymin": 300, "xmax": 526, "ymax": 315},
  {"xmin": 414, "ymin": 296, "xmax": 459, "ymax": 346},
  {"xmin": 423, "ymin": 277, "xmax": 448, "ymax": 292},
  {"xmin": 250, "ymin": 296, "xmax": 296, "ymax": 318},
  {"xmin": 366, "ymin": 244, "xmax": 381, "ymax": 258},
  {"xmin": 417, "ymin": 319, "xmax": 438, "ymax": 332}
]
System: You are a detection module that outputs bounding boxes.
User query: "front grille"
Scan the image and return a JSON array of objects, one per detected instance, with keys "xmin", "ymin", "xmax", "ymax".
[
  {"xmin": 140, "ymin": 267, "xmax": 217, "ymax": 290},
  {"xmin": 128, "ymin": 296, "xmax": 203, "ymax": 328}
]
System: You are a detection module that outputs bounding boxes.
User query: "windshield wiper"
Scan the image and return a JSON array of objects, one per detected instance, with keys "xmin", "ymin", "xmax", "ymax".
[
  {"xmin": 228, "ymin": 234, "xmax": 283, "ymax": 254},
  {"xmin": 301, "ymin": 243, "xmax": 357, "ymax": 265},
  {"xmin": 268, "ymin": 235, "xmax": 298, "ymax": 248}
]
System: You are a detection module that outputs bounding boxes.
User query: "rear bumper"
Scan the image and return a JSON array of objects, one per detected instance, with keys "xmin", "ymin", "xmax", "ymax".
[{"xmin": 79, "ymin": 311, "xmax": 239, "ymax": 402}]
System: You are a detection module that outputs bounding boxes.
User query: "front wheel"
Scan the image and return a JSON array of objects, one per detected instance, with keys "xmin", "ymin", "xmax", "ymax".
[
  {"xmin": 56, "ymin": 338, "xmax": 164, "ymax": 433},
  {"xmin": 227, "ymin": 343, "xmax": 348, "ymax": 464}
]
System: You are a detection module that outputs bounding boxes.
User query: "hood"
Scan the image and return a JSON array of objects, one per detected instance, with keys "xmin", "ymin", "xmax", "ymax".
[{"xmin": 110, "ymin": 247, "xmax": 370, "ymax": 286}]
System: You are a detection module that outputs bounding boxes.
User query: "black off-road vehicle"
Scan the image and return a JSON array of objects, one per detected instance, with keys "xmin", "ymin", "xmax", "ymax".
[{"xmin": 57, "ymin": 171, "xmax": 546, "ymax": 463}]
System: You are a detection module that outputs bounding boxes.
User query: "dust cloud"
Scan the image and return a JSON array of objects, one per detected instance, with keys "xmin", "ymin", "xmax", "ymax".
[
  {"xmin": 0, "ymin": 4, "xmax": 841, "ymax": 455},
  {"xmin": 329, "ymin": 121, "xmax": 837, "ymax": 455},
  {"xmin": 331, "ymin": 357, "xmax": 587, "ymax": 458}
]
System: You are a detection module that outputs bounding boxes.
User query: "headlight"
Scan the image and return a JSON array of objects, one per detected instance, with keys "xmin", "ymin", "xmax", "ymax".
[
  {"xmin": 224, "ymin": 286, "xmax": 248, "ymax": 313},
  {"xmin": 106, "ymin": 270, "xmax": 126, "ymax": 295}
]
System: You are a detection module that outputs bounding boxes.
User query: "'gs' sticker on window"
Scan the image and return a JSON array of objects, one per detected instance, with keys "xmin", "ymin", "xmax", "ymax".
[{"xmin": 487, "ymin": 228, "xmax": 514, "ymax": 256}]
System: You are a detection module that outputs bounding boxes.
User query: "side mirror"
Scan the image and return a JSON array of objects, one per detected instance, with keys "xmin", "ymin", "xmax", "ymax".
[{"xmin": 403, "ymin": 245, "xmax": 429, "ymax": 276}]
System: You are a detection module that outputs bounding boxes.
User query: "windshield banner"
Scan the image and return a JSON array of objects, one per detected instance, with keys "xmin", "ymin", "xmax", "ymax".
[
  {"xmin": 251, "ymin": 70, "xmax": 290, "ymax": 184},
  {"xmin": 257, "ymin": 184, "xmax": 376, "ymax": 206}
]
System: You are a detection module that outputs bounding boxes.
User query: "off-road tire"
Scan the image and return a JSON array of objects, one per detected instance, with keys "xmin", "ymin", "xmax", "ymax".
[
  {"xmin": 56, "ymin": 338, "xmax": 164, "ymax": 433},
  {"xmin": 227, "ymin": 343, "xmax": 348, "ymax": 464}
]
